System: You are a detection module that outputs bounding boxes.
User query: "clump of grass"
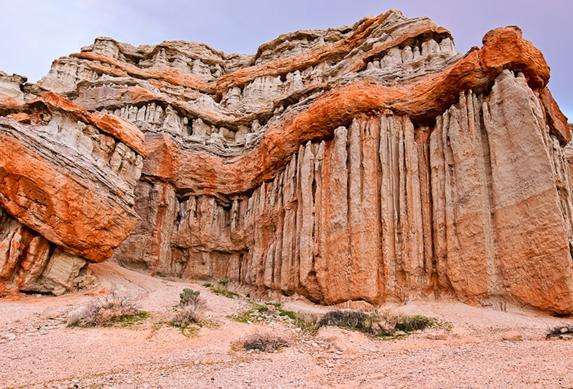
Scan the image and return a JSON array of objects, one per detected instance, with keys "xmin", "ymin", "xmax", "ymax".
[
  {"xmin": 394, "ymin": 315, "xmax": 436, "ymax": 333},
  {"xmin": 240, "ymin": 333, "xmax": 289, "ymax": 352},
  {"xmin": 232, "ymin": 302, "xmax": 318, "ymax": 333},
  {"xmin": 210, "ymin": 284, "xmax": 239, "ymax": 298},
  {"xmin": 232, "ymin": 303, "xmax": 269, "ymax": 323},
  {"xmin": 316, "ymin": 309, "xmax": 440, "ymax": 338},
  {"xmin": 204, "ymin": 279, "xmax": 239, "ymax": 299},
  {"xmin": 115, "ymin": 311, "xmax": 150, "ymax": 326},
  {"xmin": 318, "ymin": 310, "xmax": 374, "ymax": 332},
  {"xmin": 67, "ymin": 293, "xmax": 149, "ymax": 327}
]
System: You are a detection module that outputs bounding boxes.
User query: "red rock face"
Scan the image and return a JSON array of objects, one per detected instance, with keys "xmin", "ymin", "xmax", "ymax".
[
  {"xmin": 0, "ymin": 74, "xmax": 145, "ymax": 294},
  {"xmin": 2, "ymin": 10, "xmax": 573, "ymax": 313}
]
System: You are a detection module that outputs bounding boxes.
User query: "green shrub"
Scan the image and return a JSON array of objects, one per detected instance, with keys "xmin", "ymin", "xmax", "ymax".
[
  {"xmin": 316, "ymin": 310, "xmax": 439, "ymax": 338},
  {"xmin": 179, "ymin": 288, "xmax": 201, "ymax": 307},
  {"xmin": 232, "ymin": 302, "xmax": 317, "ymax": 333},
  {"xmin": 317, "ymin": 310, "xmax": 373, "ymax": 332},
  {"xmin": 394, "ymin": 315, "xmax": 436, "ymax": 332},
  {"xmin": 171, "ymin": 288, "xmax": 206, "ymax": 333}
]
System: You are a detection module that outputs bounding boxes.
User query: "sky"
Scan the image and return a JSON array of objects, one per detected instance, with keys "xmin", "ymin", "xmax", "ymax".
[{"xmin": 1, "ymin": 0, "xmax": 571, "ymax": 118}]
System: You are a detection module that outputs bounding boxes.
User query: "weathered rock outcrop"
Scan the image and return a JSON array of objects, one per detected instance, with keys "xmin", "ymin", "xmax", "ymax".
[
  {"xmin": 2, "ymin": 10, "xmax": 573, "ymax": 313},
  {"xmin": 0, "ymin": 72, "xmax": 145, "ymax": 294}
]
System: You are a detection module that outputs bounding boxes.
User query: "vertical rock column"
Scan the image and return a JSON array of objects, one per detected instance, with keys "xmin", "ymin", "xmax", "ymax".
[
  {"xmin": 378, "ymin": 115, "xmax": 430, "ymax": 301},
  {"xmin": 429, "ymin": 91, "xmax": 496, "ymax": 303},
  {"xmin": 482, "ymin": 71, "xmax": 573, "ymax": 313},
  {"xmin": 317, "ymin": 118, "xmax": 388, "ymax": 303},
  {"xmin": 428, "ymin": 70, "xmax": 573, "ymax": 312}
]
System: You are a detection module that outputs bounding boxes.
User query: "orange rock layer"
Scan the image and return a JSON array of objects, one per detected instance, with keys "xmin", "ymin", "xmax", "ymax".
[
  {"xmin": 2, "ymin": 10, "xmax": 573, "ymax": 313},
  {"xmin": 143, "ymin": 27, "xmax": 565, "ymax": 196},
  {"xmin": 0, "ymin": 79, "xmax": 144, "ymax": 294},
  {"xmin": 117, "ymin": 70, "xmax": 573, "ymax": 314}
]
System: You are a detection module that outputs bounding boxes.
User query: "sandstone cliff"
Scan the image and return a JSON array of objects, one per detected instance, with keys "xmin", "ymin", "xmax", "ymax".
[
  {"xmin": 0, "ymin": 73, "xmax": 145, "ymax": 294},
  {"xmin": 1, "ymin": 10, "xmax": 572, "ymax": 313}
]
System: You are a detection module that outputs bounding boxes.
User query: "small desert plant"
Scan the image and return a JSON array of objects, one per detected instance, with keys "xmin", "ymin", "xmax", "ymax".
[
  {"xmin": 178, "ymin": 288, "xmax": 201, "ymax": 307},
  {"xmin": 171, "ymin": 305, "xmax": 201, "ymax": 328},
  {"xmin": 67, "ymin": 293, "xmax": 149, "ymax": 327},
  {"xmin": 171, "ymin": 288, "xmax": 205, "ymax": 333},
  {"xmin": 232, "ymin": 303, "xmax": 270, "ymax": 323},
  {"xmin": 211, "ymin": 284, "xmax": 239, "ymax": 298},
  {"xmin": 316, "ymin": 309, "xmax": 439, "ymax": 338},
  {"xmin": 207, "ymin": 279, "xmax": 239, "ymax": 298},
  {"xmin": 318, "ymin": 310, "xmax": 374, "ymax": 332},
  {"xmin": 240, "ymin": 333, "xmax": 289, "ymax": 352},
  {"xmin": 394, "ymin": 315, "xmax": 436, "ymax": 333},
  {"xmin": 232, "ymin": 302, "xmax": 318, "ymax": 333}
]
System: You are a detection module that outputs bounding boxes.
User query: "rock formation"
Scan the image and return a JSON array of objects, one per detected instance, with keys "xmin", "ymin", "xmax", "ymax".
[
  {"xmin": 0, "ymin": 72, "xmax": 145, "ymax": 294},
  {"xmin": 1, "ymin": 10, "xmax": 572, "ymax": 313}
]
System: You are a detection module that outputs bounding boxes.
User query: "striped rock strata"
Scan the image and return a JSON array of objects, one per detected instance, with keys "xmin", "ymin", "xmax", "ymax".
[
  {"xmin": 0, "ymin": 72, "xmax": 145, "ymax": 295},
  {"xmin": 2, "ymin": 10, "xmax": 572, "ymax": 313}
]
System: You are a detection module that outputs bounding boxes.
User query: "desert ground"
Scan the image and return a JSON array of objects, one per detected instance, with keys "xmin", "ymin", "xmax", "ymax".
[{"xmin": 1, "ymin": 262, "xmax": 571, "ymax": 388}]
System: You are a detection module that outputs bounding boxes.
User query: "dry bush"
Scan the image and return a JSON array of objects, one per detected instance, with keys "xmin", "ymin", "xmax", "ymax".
[
  {"xmin": 67, "ymin": 292, "xmax": 148, "ymax": 327},
  {"xmin": 317, "ymin": 309, "xmax": 438, "ymax": 337},
  {"xmin": 241, "ymin": 333, "xmax": 289, "ymax": 352},
  {"xmin": 171, "ymin": 305, "xmax": 202, "ymax": 328},
  {"xmin": 171, "ymin": 288, "xmax": 205, "ymax": 329},
  {"xmin": 318, "ymin": 310, "xmax": 373, "ymax": 332}
]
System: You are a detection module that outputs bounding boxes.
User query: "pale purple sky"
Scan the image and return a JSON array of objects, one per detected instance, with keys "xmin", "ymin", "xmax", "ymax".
[{"xmin": 1, "ymin": 0, "xmax": 571, "ymax": 117}]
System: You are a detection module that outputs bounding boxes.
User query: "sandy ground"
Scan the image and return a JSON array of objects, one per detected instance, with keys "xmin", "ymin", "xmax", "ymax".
[{"xmin": 1, "ymin": 262, "xmax": 572, "ymax": 388}]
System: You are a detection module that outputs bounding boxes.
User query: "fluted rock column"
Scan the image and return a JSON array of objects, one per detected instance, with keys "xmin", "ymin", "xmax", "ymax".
[{"xmin": 483, "ymin": 71, "xmax": 573, "ymax": 313}]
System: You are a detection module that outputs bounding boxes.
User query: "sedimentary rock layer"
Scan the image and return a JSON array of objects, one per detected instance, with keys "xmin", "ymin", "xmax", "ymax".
[
  {"xmin": 0, "ymin": 74, "xmax": 144, "ymax": 294},
  {"xmin": 114, "ymin": 71, "xmax": 573, "ymax": 313},
  {"xmin": 2, "ymin": 9, "xmax": 572, "ymax": 313}
]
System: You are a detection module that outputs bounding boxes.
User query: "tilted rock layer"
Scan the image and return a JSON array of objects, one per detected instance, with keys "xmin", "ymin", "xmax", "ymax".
[
  {"xmin": 0, "ymin": 73, "xmax": 145, "ymax": 294},
  {"xmin": 1, "ymin": 10, "xmax": 572, "ymax": 313}
]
